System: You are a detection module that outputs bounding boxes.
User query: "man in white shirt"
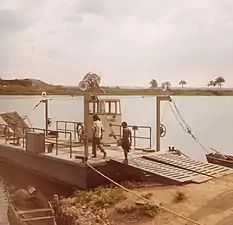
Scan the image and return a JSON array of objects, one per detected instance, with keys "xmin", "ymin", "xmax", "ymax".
[{"xmin": 92, "ymin": 114, "xmax": 106, "ymax": 158}]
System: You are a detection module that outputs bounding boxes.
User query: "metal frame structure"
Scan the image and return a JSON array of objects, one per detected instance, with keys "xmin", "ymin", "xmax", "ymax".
[
  {"xmin": 40, "ymin": 85, "xmax": 233, "ymax": 161},
  {"xmin": 156, "ymin": 96, "xmax": 171, "ymax": 151},
  {"xmin": 39, "ymin": 93, "xmax": 179, "ymax": 160}
]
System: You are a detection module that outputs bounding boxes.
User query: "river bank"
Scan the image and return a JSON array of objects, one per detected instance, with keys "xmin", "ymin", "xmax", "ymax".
[
  {"xmin": 2, "ymin": 84, "xmax": 233, "ymax": 96},
  {"xmin": 53, "ymin": 173, "xmax": 233, "ymax": 225},
  {"xmin": 1, "ymin": 163, "xmax": 232, "ymax": 225}
]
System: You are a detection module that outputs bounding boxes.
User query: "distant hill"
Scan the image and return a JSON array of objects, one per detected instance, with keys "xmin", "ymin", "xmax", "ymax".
[
  {"xmin": 0, "ymin": 78, "xmax": 51, "ymax": 88},
  {"xmin": 23, "ymin": 78, "xmax": 51, "ymax": 87}
]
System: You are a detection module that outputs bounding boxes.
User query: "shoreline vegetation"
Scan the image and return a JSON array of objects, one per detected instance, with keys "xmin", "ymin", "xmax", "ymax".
[
  {"xmin": 1, "ymin": 78, "xmax": 233, "ymax": 96},
  {"xmin": 51, "ymin": 174, "xmax": 233, "ymax": 225}
]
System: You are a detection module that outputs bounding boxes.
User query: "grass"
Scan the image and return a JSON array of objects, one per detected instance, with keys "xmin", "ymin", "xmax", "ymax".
[
  {"xmin": 115, "ymin": 192, "xmax": 159, "ymax": 219},
  {"xmin": 173, "ymin": 190, "xmax": 187, "ymax": 202},
  {"xmin": 0, "ymin": 85, "xmax": 80, "ymax": 95},
  {"xmin": 141, "ymin": 192, "xmax": 153, "ymax": 199},
  {"xmin": 56, "ymin": 187, "xmax": 127, "ymax": 224},
  {"xmin": 54, "ymin": 187, "xmax": 161, "ymax": 224},
  {"xmin": 115, "ymin": 202, "xmax": 159, "ymax": 218},
  {"xmin": 61, "ymin": 187, "xmax": 126, "ymax": 207}
]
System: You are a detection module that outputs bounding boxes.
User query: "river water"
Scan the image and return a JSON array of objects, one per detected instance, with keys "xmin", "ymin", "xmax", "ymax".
[{"xmin": 0, "ymin": 95, "xmax": 233, "ymax": 223}]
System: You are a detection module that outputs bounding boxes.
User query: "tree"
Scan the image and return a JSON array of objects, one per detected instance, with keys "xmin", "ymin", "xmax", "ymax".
[
  {"xmin": 214, "ymin": 76, "xmax": 225, "ymax": 88},
  {"xmin": 161, "ymin": 81, "xmax": 171, "ymax": 91},
  {"xmin": 207, "ymin": 80, "xmax": 216, "ymax": 87},
  {"xmin": 149, "ymin": 79, "xmax": 158, "ymax": 88},
  {"xmin": 179, "ymin": 80, "xmax": 186, "ymax": 88}
]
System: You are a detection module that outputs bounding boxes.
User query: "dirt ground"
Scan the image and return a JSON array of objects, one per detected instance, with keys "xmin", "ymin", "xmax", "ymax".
[
  {"xmin": 116, "ymin": 174, "xmax": 233, "ymax": 225},
  {"xmin": 59, "ymin": 173, "xmax": 233, "ymax": 225}
]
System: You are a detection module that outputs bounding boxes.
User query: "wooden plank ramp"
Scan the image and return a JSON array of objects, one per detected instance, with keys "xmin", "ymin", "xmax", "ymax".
[
  {"xmin": 110, "ymin": 157, "xmax": 213, "ymax": 184},
  {"xmin": 144, "ymin": 153, "xmax": 233, "ymax": 178}
]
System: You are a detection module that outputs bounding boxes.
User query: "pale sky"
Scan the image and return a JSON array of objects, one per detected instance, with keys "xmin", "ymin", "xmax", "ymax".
[{"xmin": 1, "ymin": 0, "xmax": 233, "ymax": 87}]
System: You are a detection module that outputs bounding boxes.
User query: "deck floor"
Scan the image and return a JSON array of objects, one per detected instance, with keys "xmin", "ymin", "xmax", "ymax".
[
  {"xmin": 0, "ymin": 137, "xmax": 158, "ymax": 165},
  {"xmin": 1, "ymin": 137, "xmax": 233, "ymax": 186}
]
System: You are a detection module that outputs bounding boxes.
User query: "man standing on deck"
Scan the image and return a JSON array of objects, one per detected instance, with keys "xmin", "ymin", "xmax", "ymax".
[
  {"xmin": 121, "ymin": 121, "xmax": 132, "ymax": 162},
  {"xmin": 92, "ymin": 114, "xmax": 106, "ymax": 159}
]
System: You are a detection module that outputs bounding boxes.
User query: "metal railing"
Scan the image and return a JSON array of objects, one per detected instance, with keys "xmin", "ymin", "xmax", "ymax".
[
  {"xmin": 0, "ymin": 124, "xmax": 73, "ymax": 158},
  {"xmin": 56, "ymin": 120, "xmax": 83, "ymax": 140},
  {"xmin": 55, "ymin": 120, "xmax": 152, "ymax": 149},
  {"xmin": 110, "ymin": 124, "xmax": 152, "ymax": 149}
]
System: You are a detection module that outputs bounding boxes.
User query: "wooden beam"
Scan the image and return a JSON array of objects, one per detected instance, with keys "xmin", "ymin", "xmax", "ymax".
[
  {"xmin": 156, "ymin": 96, "xmax": 171, "ymax": 152},
  {"xmin": 156, "ymin": 97, "xmax": 160, "ymax": 152},
  {"xmin": 17, "ymin": 208, "xmax": 52, "ymax": 214},
  {"xmin": 83, "ymin": 95, "xmax": 89, "ymax": 160},
  {"xmin": 21, "ymin": 216, "xmax": 54, "ymax": 222}
]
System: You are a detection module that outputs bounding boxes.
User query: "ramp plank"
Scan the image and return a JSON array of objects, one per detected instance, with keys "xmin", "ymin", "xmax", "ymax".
[
  {"xmin": 110, "ymin": 157, "xmax": 212, "ymax": 184},
  {"xmin": 145, "ymin": 154, "xmax": 233, "ymax": 178}
]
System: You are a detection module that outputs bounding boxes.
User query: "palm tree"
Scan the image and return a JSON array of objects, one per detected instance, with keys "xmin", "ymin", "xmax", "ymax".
[
  {"xmin": 207, "ymin": 80, "xmax": 216, "ymax": 87},
  {"xmin": 179, "ymin": 80, "xmax": 186, "ymax": 88},
  {"xmin": 214, "ymin": 76, "xmax": 225, "ymax": 88},
  {"xmin": 149, "ymin": 79, "xmax": 158, "ymax": 88}
]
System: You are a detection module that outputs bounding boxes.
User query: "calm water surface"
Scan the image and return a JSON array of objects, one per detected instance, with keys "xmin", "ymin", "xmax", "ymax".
[{"xmin": 0, "ymin": 95, "xmax": 233, "ymax": 223}]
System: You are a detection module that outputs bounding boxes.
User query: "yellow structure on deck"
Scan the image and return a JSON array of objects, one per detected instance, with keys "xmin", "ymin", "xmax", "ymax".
[{"xmin": 86, "ymin": 96, "xmax": 122, "ymax": 144}]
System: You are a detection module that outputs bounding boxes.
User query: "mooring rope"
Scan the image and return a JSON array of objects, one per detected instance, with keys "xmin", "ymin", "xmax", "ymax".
[
  {"xmin": 86, "ymin": 162, "xmax": 203, "ymax": 225},
  {"xmin": 172, "ymin": 100, "xmax": 191, "ymax": 131},
  {"xmin": 168, "ymin": 100, "xmax": 210, "ymax": 154},
  {"xmin": 22, "ymin": 100, "xmax": 43, "ymax": 126}
]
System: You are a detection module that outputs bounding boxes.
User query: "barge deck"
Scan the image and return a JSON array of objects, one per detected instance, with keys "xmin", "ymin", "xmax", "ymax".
[{"xmin": 0, "ymin": 135, "xmax": 232, "ymax": 190}]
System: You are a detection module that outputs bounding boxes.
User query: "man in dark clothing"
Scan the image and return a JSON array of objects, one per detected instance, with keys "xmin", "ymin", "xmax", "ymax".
[{"xmin": 121, "ymin": 121, "xmax": 132, "ymax": 162}]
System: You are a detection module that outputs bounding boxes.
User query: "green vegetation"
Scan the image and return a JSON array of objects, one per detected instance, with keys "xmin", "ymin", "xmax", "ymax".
[
  {"xmin": 0, "ymin": 79, "xmax": 83, "ymax": 95},
  {"xmin": 1, "ymin": 77, "xmax": 232, "ymax": 96},
  {"xmin": 53, "ymin": 187, "xmax": 160, "ymax": 224},
  {"xmin": 150, "ymin": 79, "xmax": 158, "ymax": 88},
  {"xmin": 57, "ymin": 187, "xmax": 126, "ymax": 224},
  {"xmin": 173, "ymin": 190, "xmax": 187, "ymax": 202},
  {"xmin": 149, "ymin": 76, "xmax": 226, "ymax": 90},
  {"xmin": 116, "ymin": 202, "xmax": 159, "ymax": 218},
  {"xmin": 179, "ymin": 80, "xmax": 187, "ymax": 88},
  {"xmin": 207, "ymin": 76, "xmax": 226, "ymax": 88}
]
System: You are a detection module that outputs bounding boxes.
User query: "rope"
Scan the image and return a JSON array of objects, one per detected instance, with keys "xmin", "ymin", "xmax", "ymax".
[
  {"xmin": 126, "ymin": 153, "xmax": 150, "ymax": 177},
  {"xmin": 168, "ymin": 100, "xmax": 210, "ymax": 154},
  {"xmin": 86, "ymin": 162, "xmax": 203, "ymax": 225},
  {"xmin": 32, "ymin": 100, "xmax": 43, "ymax": 111},
  {"xmin": 168, "ymin": 102, "xmax": 188, "ymax": 133},
  {"xmin": 172, "ymin": 100, "xmax": 191, "ymax": 130},
  {"xmin": 22, "ymin": 100, "xmax": 42, "ymax": 118},
  {"xmin": 210, "ymin": 148, "xmax": 221, "ymax": 154},
  {"xmin": 21, "ymin": 100, "xmax": 44, "ymax": 128}
]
